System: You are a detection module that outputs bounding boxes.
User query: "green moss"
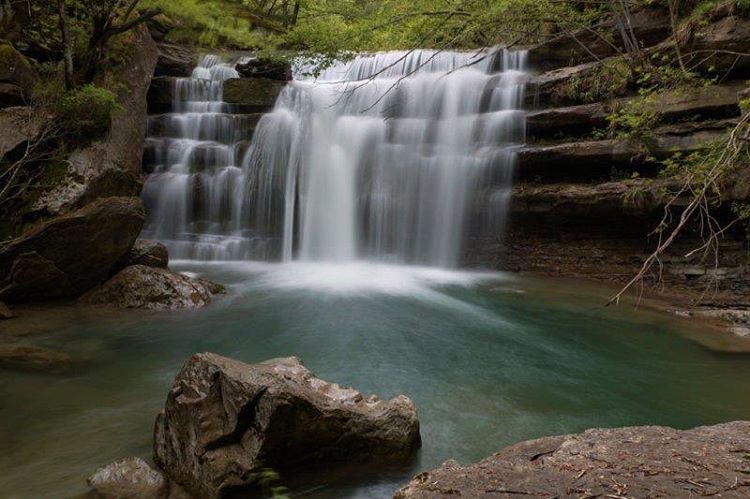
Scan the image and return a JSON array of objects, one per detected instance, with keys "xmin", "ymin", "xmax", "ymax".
[{"xmin": 58, "ymin": 84, "xmax": 122, "ymax": 143}]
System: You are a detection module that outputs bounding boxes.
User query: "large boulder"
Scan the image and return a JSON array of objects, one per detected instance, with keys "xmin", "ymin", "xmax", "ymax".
[
  {"xmin": 154, "ymin": 354, "xmax": 421, "ymax": 498},
  {"xmin": 32, "ymin": 25, "xmax": 158, "ymax": 216},
  {"xmin": 222, "ymin": 78, "xmax": 286, "ymax": 110},
  {"xmin": 0, "ymin": 196, "xmax": 145, "ymax": 302},
  {"xmin": 0, "ymin": 106, "xmax": 55, "ymax": 160},
  {"xmin": 80, "ymin": 265, "xmax": 225, "ymax": 311},
  {"xmin": 395, "ymin": 421, "xmax": 750, "ymax": 498},
  {"xmin": 0, "ymin": 40, "xmax": 36, "ymax": 107}
]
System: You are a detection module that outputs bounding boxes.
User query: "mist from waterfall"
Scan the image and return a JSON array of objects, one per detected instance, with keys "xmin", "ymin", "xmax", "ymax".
[{"xmin": 142, "ymin": 50, "xmax": 528, "ymax": 267}]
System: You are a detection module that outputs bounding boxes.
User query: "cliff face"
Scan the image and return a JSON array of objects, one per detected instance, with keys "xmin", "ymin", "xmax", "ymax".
[
  {"xmin": 0, "ymin": 26, "xmax": 158, "ymax": 302},
  {"xmin": 467, "ymin": 7, "xmax": 750, "ymax": 310}
]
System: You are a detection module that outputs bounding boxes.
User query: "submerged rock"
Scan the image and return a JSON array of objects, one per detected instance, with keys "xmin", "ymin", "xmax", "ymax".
[
  {"xmin": 87, "ymin": 457, "xmax": 168, "ymax": 499},
  {"xmin": 0, "ymin": 344, "xmax": 73, "ymax": 373},
  {"xmin": 80, "ymin": 265, "xmax": 225, "ymax": 311},
  {"xmin": 395, "ymin": 421, "xmax": 750, "ymax": 498},
  {"xmin": 0, "ymin": 197, "xmax": 145, "ymax": 302},
  {"xmin": 121, "ymin": 240, "xmax": 169, "ymax": 269},
  {"xmin": 154, "ymin": 354, "xmax": 421, "ymax": 498}
]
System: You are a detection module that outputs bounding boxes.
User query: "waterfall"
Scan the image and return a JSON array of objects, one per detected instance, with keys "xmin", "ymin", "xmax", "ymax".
[{"xmin": 142, "ymin": 50, "xmax": 528, "ymax": 267}]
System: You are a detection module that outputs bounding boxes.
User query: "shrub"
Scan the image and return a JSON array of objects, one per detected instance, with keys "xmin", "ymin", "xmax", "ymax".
[{"xmin": 58, "ymin": 84, "xmax": 121, "ymax": 142}]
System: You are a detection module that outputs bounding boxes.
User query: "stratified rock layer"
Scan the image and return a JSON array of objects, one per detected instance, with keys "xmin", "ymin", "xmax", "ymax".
[
  {"xmin": 154, "ymin": 354, "xmax": 421, "ymax": 498},
  {"xmin": 80, "ymin": 265, "xmax": 224, "ymax": 311},
  {"xmin": 395, "ymin": 422, "xmax": 750, "ymax": 498}
]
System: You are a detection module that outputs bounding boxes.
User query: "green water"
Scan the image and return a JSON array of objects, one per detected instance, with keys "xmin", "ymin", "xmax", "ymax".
[{"xmin": 1, "ymin": 262, "xmax": 750, "ymax": 498}]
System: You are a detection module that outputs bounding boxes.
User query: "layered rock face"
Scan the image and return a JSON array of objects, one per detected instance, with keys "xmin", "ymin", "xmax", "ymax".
[
  {"xmin": 154, "ymin": 354, "xmax": 421, "ymax": 498},
  {"xmin": 396, "ymin": 422, "xmax": 750, "ymax": 498},
  {"xmin": 468, "ymin": 7, "xmax": 750, "ymax": 307}
]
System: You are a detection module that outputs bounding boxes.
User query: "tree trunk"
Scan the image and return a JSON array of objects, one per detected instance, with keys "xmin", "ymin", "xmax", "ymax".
[{"xmin": 56, "ymin": 0, "xmax": 74, "ymax": 90}]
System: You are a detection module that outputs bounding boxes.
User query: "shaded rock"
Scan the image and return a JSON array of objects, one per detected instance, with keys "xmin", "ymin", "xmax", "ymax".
[
  {"xmin": 525, "ymin": 59, "xmax": 609, "ymax": 109},
  {"xmin": 684, "ymin": 15, "xmax": 750, "ymax": 79},
  {"xmin": 0, "ymin": 197, "xmax": 145, "ymax": 302},
  {"xmin": 32, "ymin": 25, "xmax": 157, "ymax": 216},
  {"xmin": 518, "ymin": 119, "xmax": 736, "ymax": 181},
  {"xmin": 0, "ymin": 301, "xmax": 14, "ymax": 319},
  {"xmin": 526, "ymin": 7, "xmax": 671, "ymax": 71},
  {"xmin": 80, "ymin": 265, "xmax": 225, "ymax": 311},
  {"xmin": 0, "ymin": 82, "xmax": 25, "ymax": 108},
  {"xmin": 154, "ymin": 354, "xmax": 421, "ymax": 498},
  {"xmin": 155, "ymin": 43, "xmax": 196, "ymax": 77},
  {"xmin": 0, "ymin": 40, "xmax": 36, "ymax": 101},
  {"xmin": 0, "ymin": 106, "xmax": 55, "ymax": 160},
  {"xmin": 87, "ymin": 457, "xmax": 168, "ymax": 499},
  {"xmin": 395, "ymin": 421, "xmax": 750, "ymax": 498},
  {"xmin": 121, "ymin": 240, "xmax": 169, "ymax": 269},
  {"xmin": 0, "ymin": 344, "xmax": 72, "ymax": 373},
  {"xmin": 236, "ymin": 57, "xmax": 292, "ymax": 81},
  {"xmin": 222, "ymin": 78, "xmax": 286, "ymax": 110}
]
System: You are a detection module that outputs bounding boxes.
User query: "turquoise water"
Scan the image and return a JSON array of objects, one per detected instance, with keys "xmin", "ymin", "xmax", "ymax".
[{"xmin": 2, "ymin": 262, "xmax": 750, "ymax": 498}]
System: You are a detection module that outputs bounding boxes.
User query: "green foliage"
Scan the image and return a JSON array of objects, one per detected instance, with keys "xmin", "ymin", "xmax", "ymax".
[
  {"xmin": 607, "ymin": 94, "xmax": 661, "ymax": 140},
  {"xmin": 558, "ymin": 58, "xmax": 632, "ymax": 104},
  {"xmin": 58, "ymin": 84, "xmax": 121, "ymax": 141}
]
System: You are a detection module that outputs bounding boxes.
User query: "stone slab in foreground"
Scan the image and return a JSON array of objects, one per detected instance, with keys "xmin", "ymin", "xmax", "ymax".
[
  {"xmin": 154, "ymin": 353, "xmax": 420, "ymax": 498},
  {"xmin": 395, "ymin": 422, "xmax": 750, "ymax": 498}
]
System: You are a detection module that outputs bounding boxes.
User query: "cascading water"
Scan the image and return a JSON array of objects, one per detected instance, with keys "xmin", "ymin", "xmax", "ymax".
[{"xmin": 142, "ymin": 49, "xmax": 528, "ymax": 267}]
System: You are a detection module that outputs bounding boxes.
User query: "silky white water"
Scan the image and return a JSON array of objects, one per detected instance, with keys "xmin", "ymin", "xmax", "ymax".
[{"xmin": 142, "ymin": 50, "xmax": 528, "ymax": 266}]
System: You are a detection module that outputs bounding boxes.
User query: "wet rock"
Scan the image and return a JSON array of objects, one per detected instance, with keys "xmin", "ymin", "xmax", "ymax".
[
  {"xmin": 395, "ymin": 421, "xmax": 750, "ymax": 498},
  {"xmin": 32, "ymin": 25, "xmax": 157, "ymax": 216},
  {"xmin": 222, "ymin": 78, "xmax": 286, "ymax": 110},
  {"xmin": 155, "ymin": 43, "xmax": 197, "ymax": 77},
  {"xmin": 235, "ymin": 57, "xmax": 292, "ymax": 81},
  {"xmin": 80, "ymin": 265, "xmax": 225, "ymax": 311},
  {"xmin": 87, "ymin": 457, "xmax": 168, "ymax": 499},
  {"xmin": 154, "ymin": 354, "xmax": 421, "ymax": 498},
  {"xmin": 0, "ymin": 301, "xmax": 14, "ymax": 319},
  {"xmin": 0, "ymin": 345, "xmax": 72, "ymax": 373},
  {"xmin": 0, "ymin": 197, "xmax": 145, "ymax": 302},
  {"xmin": 121, "ymin": 240, "xmax": 169, "ymax": 269}
]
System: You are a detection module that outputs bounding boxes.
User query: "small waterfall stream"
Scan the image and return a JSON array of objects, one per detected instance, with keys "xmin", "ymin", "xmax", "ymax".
[{"xmin": 142, "ymin": 50, "xmax": 528, "ymax": 267}]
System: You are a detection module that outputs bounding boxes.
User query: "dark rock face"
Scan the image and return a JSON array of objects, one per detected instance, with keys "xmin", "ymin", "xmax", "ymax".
[
  {"xmin": 0, "ymin": 40, "xmax": 36, "ymax": 107},
  {"xmin": 121, "ymin": 240, "xmax": 169, "ymax": 269},
  {"xmin": 222, "ymin": 78, "xmax": 286, "ymax": 110},
  {"xmin": 87, "ymin": 457, "xmax": 168, "ymax": 499},
  {"xmin": 154, "ymin": 354, "xmax": 421, "ymax": 498},
  {"xmin": 235, "ymin": 57, "xmax": 292, "ymax": 81},
  {"xmin": 684, "ymin": 15, "xmax": 750, "ymax": 78},
  {"xmin": 32, "ymin": 25, "xmax": 158, "ymax": 216},
  {"xmin": 395, "ymin": 421, "xmax": 750, "ymax": 498},
  {"xmin": 155, "ymin": 43, "xmax": 197, "ymax": 77},
  {"xmin": 0, "ymin": 197, "xmax": 145, "ymax": 302},
  {"xmin": 0, "ymin": 301, "xmax": 14, "ymax": 319},
  {"xmin": 526, "ymin": 7, "xmax": 671, "ymax": 71},
  {"xmin": 80, "ymin": 265, "xmax": 225, "ymax": 311}
]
